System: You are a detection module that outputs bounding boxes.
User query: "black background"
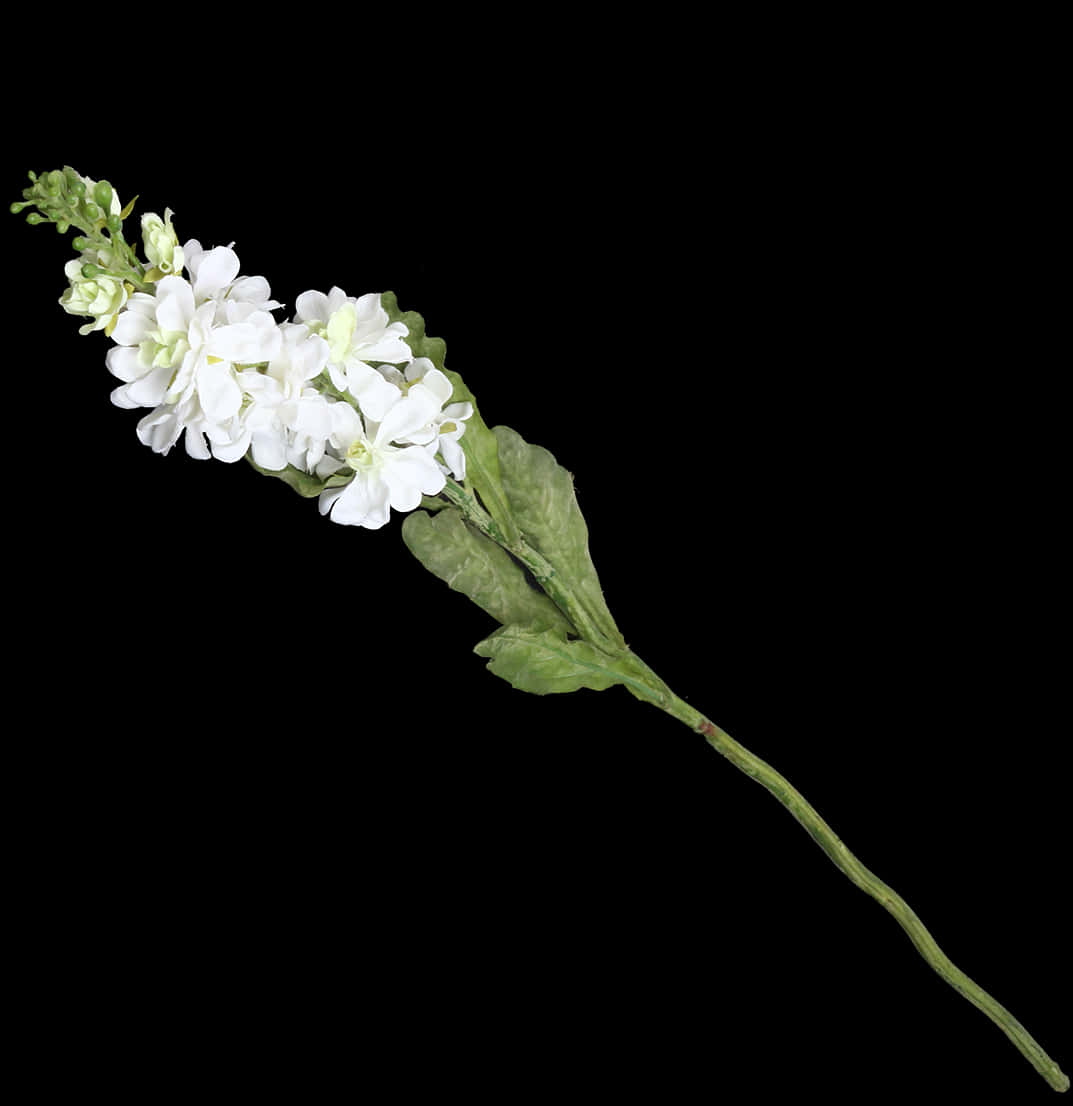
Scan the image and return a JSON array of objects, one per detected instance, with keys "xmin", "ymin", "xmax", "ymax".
[{"xmin": 3, "ymin": 15, "xmax": 1067, "ymax": 1101}]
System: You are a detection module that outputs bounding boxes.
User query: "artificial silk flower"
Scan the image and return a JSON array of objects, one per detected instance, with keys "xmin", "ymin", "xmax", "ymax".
[
  {"xmin": 317, "ymin": 394, "xmax": 447, "ymax": 528},
  {"xmin": 237, "ymin": 322, "xmax": 334, "ymax": 472},
  {"xmin": 106, "ymin": 247, "xmax": 283, "ymax": 460},
  {"xmin": 293, "ymin": 287, "xmax": 411, "ymax": 420},
  {"xmin": 431, "ymin": 405, "xmax": 472, "ymax": 480},
  {"xmin": 181, "ymin": 240, "xmax": 280, "ymax": 314},
  {"xmin": 377, "ymin": 356, "xmax": 474, "ymax": 478},
  {"xmin": 15, "ymin": 167, "xmax": 1068, "ymax": 1097},
  {"xmin": 60, "ymin": 253, "xmax": 129, "ymax": 336}
]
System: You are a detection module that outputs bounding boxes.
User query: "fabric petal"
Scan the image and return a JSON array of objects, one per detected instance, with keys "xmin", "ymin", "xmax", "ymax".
[
  {"xmin": 198, "ymin": 359, "xmax": 242, "ymax": 420},
  {"xmin": 193, "ymin": 246, "xmax": 241, "ymax": 299},
  {"xmin": 376, "ymin": 389, "xmax": 441, "ymax": 445},
  {"xmin": 295, "ymin": 289, "xmax": 329, "ymax": 324},
  {"xmin": 105, "ymin": 345, "xmax": 145, "ymax": 383},
  {"xmin": 324, "ymin": 472, "xmax": 392, "ymax": 528},
  {"xmin": 382, "ymin": 446, "xmax": 447, "ymax": 511},
  {"xmin": 346, "ymin": 362, "xmax": 403, "ymax": 422},
  {"xmin": 124, "ymin": 363, "xmax": 174, "ymax": 408},
  {"xmin": 110, "ymin": 308, "xmax": 154, "ymax": 347}
]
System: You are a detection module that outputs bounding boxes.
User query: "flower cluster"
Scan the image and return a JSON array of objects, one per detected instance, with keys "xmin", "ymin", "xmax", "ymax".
[{"xmin": 18, "ymin": 168, "xmax": 471, "ymax": 529}]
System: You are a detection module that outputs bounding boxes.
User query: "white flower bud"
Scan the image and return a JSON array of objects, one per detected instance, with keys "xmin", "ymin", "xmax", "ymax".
[{"xmin": 141, "ymin": 208, "xmax": 184, "ymax": 275}]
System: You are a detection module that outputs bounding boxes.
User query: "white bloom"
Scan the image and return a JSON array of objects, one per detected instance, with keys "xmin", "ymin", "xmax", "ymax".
[
  {"xmin": 294, "ymin": 288, "xmax": 411, "ymax": 420},
  {"xmin": 317, "ymin": 389, "xmax": 447, "ymax": 528},
  {"xmin": 106, "ymin": 242, "xmax": 282, "ymax": 460},
  {"xmin": 378, "ymin": 357, "xmax": 473, "ymax": 478},
  {"xmin": 59, "ymin": 248, "xmax": 128, "ymax": 335},
  {"xmin": 238, "ymin": 322, "xmax": 333, "ymax": 472},
  {"xmin": 431, "ymin": 406, "xmax": 472, "ymax": 480}
]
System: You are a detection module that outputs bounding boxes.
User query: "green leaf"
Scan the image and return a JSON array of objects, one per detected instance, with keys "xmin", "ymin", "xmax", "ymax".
[
  {"xmin": 473, "ymin": 625, "xmax": 641, "ymax": 695},
  {"xmin": 246, "ymin": 456, "xmax": 352, "ymax": 498},
  {"xmin": 401, "ymin": 508, "xmax": 572, "ymax": 634},
  {"xmin": 492, "ymin": 425, "xmax": 625, "ymax": 651},
  {"xmin": 380, "ymin": 290, "xmax": 447, "ymax": 370}
]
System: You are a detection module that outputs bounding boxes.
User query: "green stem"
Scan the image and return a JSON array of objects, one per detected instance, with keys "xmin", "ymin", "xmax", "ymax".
[
  {"xmin": 626, "ymin": 654, "xmax": 1068, "ymax": 1093},
  {"xmin": 439, "ymin": 454, "xmax": 1067, "ymax": 1090}
]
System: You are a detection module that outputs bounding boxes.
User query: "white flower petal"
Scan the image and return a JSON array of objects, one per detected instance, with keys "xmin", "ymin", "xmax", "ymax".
[
  {"xmin": 295, "ymin": 289, "xmax": 329, "ymax": 323},
  {"xmin": 105, "ymin": 345, "xmax": 145, "ymax": 383},
  {"xmin": 193, "ymin": 246, "xmax": 241, "ymax": 299},
  {"xmin": 376, "ymin": 390, "xmax": 441, "ymax": 445},
  {"xmin": 346, "ymin": 362, "xmax": 403, "ymax": 422},
  {"xmin": 383, "ymin": 445, "xmax": 447, "ymax": 510},
  {"xmin": 324, "ymin": 472, "xmax": 392, "ymax": 528},
  {"xmin": 124, "ymin": 363, "xmax": 174, "ymax": 408},
  {"xmin": 198, "ymin": 359, "xmax": 242, "ymax": 420},
  {"xmin": 110, "ymin": 308, "xmax": 153, "ymax": 347}
]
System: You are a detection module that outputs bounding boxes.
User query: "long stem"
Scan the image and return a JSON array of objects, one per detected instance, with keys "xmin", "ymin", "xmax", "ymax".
[
  {"xmin": 440, "ymin": 470, "xmax": 1066, "ymax": 1090},
  {"xmin": 627, "ymin": 654, "xmax": 1069, "ymax": 1093}
]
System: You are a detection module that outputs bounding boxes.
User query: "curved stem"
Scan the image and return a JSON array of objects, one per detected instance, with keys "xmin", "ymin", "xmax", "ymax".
[{"xmin": 627, "ymin": 654, "xmax": 1068, "ymax": 1093}]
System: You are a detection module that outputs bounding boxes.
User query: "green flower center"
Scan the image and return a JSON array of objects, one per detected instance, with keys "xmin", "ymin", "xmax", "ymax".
[{"xmin": 345, "ymin": 438, "xmax": 374, "ymax": 471}]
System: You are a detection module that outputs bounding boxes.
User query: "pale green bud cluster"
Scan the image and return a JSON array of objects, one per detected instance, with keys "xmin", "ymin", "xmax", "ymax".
[{"xmin": 11, "ymin": 167, "xmax": 158, "ymax": 315}]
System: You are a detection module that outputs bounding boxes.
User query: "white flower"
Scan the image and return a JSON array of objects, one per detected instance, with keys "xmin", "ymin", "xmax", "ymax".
[
  {"xmin": 59, "ymin": 248, "xmax": 128, "ymax": 335},
  {"xmin": 141, "ymin": 209, "xmax": 184, "ymax": 275},
  {"xmin": 294, "ymin": 288, "xmax": 411, "ymax": 420},
  {"xmin": 317, "ymin": 389, "xmax": 448, "ymax": 528},
  {"xmin": 238, "ymin": 322, "xmax": 333, "ymax": 472},
  {"xmin": 431, "ymin": 406, "xmax": 472, "ymax": 480},
  {"xmin": 106, "ymin": 242, "xmax": 282, "ymax": 461},
  {"xmin": 377, "ymin": 357, "xmax": 473, "ymax": 478}
]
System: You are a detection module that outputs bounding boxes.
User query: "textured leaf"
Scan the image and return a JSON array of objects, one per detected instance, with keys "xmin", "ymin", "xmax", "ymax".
[
  {"xmin": 473, "ymin": 625, "xmax": 631, "ymax": 695},
  {"xmin": 493, "ymin": 425, "xmax": 624, "ymax": 651},
  {"xmin": 401, "ymin": 508, "xmax": 571, "ymax": 634}
]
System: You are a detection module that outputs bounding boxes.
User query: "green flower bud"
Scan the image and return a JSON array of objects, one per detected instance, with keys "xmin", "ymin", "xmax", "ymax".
[
  {"xmin": 56, "ymin": 219, "xmax": 69, "ymax": 234},
  {"xmin": 26, "ymin": 212, "xmax": 45, "ymax": 225},
  {"xmin": 46, "ymin": 169, "xmax": 63, "ymax": 195},
  {"xmin": 94, "ymin": 180, "xmax": 113, "ymax": 210},
  {"xmin": 71, "ymin": 236, "xmax": 89, "ymax": 251},
  {"xmin": 106, "ymin": 213, "xmax": 122, "ymax": 235},
  {"xmin": 83, "ymin": 201, "xmax": 101, "ymax": 222}
]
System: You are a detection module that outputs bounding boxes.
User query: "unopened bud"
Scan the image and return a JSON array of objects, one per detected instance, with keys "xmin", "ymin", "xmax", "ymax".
[
  {"xmin": 106, "ymin": 213, "xmax": 122, "ymax": 235},
  {"xmin": 46, "ymin": 169, "xmax": 64, "ymax": 195},
  {"xmin": 26, "ymin": 212, "xmax": 45, "ymax": 225},
  {"xmin": 83, "ymin": 201, "xmax": 101, "ymax": 222},
  {"xmin": 94, "ymin": 180, "xmax": 113, "ymax": 210},
  {"xmin": 56, "ymin": 219, "xmax": 70, "ymax": 234},
  {"xmin": 71, "ymin": 235, "xmax": 89, "ymax": 251},
  {"xmin": 81, "ymin": 263, "xmax": 101, "ymax": 279}
]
